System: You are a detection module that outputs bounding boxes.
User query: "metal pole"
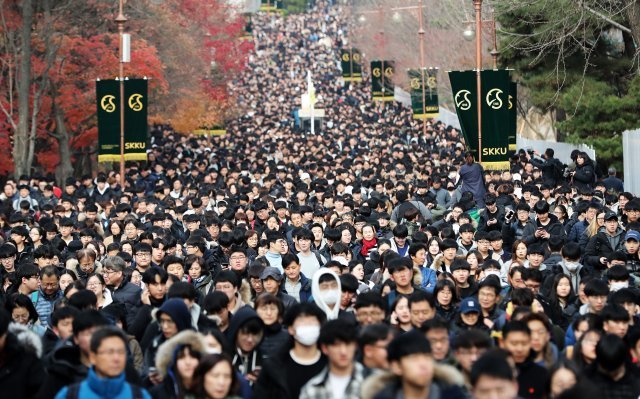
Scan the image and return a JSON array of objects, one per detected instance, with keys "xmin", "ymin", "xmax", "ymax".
[
  {"xmin": 116, "ymin": 0, "xmax": 127, "ymax": 187},
  {"xmin": 418, "ymin": 0, "xmax": 427, "ymax": 135},
  {"xmin": 474, "ymin": 0, "xmax": 482, "ymax": 163},
  {"xmin": 490, "ymin": 9, "xmax": 498, "ymax": 69}
]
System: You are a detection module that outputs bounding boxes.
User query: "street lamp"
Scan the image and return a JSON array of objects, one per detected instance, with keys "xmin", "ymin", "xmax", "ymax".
[
  {"xmin": 392, "ymin": 11, "xmax": 402, "ymax": 23},
  {"xmin": 116, "ymin": 0, "xmax": 128, "ymax": 188},
  {"xmin": 358, "ymin": 14, "xmax": 366, "ymax": 24},
  {"xmin": 463, "ymin": 23, "xmax": 475, "ymax": 41}
]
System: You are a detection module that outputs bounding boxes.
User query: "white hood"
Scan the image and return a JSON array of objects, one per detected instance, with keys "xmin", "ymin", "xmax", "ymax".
[{"xmin": 311, "ymin": 268, "xmax": 341, "ymax": 320}]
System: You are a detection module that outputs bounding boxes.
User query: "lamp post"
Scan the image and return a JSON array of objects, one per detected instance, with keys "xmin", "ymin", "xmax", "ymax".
[
  {"xmin": 417, "ymin": 0, "xmax": 427, "ymax": 136},
  {"xmin": 473, "ymin": 0, "xmax": 482, "ymax": 163},
  {"xmin": 116, "ymin": 0, "xmax": 127, "ymax": 188}
]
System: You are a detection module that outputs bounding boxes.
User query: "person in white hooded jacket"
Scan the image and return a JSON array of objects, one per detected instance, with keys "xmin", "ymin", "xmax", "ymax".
[{"xmin": 311, "ymin": 268, "xmax": 357, "ymax": 324}]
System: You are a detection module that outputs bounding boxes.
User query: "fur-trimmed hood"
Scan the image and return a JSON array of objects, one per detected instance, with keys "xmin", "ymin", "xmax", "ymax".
[
  {"xmin": 8, "ymin": 322, "xmax": 43, "ymax": 358},
  {"xmin": 154, "ymin": 329, "xmax": 208, "ymax": 377},
  {"xmin": 360, "ymin": 363, "xmax": 465, "ymax": 399}
]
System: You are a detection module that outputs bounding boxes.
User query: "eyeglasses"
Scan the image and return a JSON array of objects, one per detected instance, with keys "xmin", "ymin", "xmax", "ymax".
[
  {"xmin": 96, "ymin": 349, "xmax": 127, "ymax": 357},
  {"xmin": 229, "ymin": 255, "xmax": 246, "ymax": 261},
  {"xmin": 102, "ymin": 269, "xmax": 119, "ymax": 275},
  {"xmin": 136, "ymin": 252, "xmax": 151, "ymax": 257},
  {"xmin": 42, "ymin": 282, "xmax": 59, "ymax": 288}
]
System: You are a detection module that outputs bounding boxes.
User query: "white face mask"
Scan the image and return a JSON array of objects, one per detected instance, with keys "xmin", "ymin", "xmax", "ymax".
[
  {"xmin": 448, "ymin": 172, "xmax": 457, "ymax": 180},
  {"xmin": 484, "ymin": 270, "xmax": 500, "ymax": 279},
  {"xmin": 565, "ymin": 261, "xmax": 580, "ymax": 272},
  {"xmin": 609, "ymin": 281, "xmax": 629, "ymax": 292},
  {"xmin": 318, "ymin": 288, "xmax": 341, "ymax": 305},
  {"xmin": 333, "ymin": 256, "xmax": 348, "ymax": 266},
  {"xmin": 295, "ymin": 325, "xmax": 320, "ymax": 346}
]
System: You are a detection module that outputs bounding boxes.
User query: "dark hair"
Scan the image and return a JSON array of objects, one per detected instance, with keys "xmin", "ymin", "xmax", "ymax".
[
  {"xmin": 502, "ymin": 320, "xmax": 530, "ymax": 339},
  {"xmin": 51, "ymin": 305, "xmax": 79, "ymax": 327},
  {"xmin": 168, "ymin": 282, "xmax": 198, "ymax": 301},
  {"xmin": 281, "ymin": 253, "xmax": 300, "ymax": 269},
  {"xmin": 17, "ymin": 263, "xmax": 39, "ymax": 282},
  {"xmin": 215, "ymin": 270, "xmax": 240, "ymax": 289},
  {"xmin": 584, "ymin": 279, "xmax": 609, "ymax": 297},
  {"xmin": 6, "ymin": 293, "xmax": 39, "ymax": 323},
  {"xmin": 340, "ymin": 274, "xmax": 359, "ymax": 293},
  {"xmin": 452, "ymin": 329, "xmax": 493, "ymax": 350},
  {"xmin": 387, "ymin": 329, "xmax": 431, "ymax": 361},
  {"xmin": 511, "ymin": 288, "xmax": 534, "ymax": 307},
  {"xmin": 254, "ymin": 293, "xmax": 284, "ymax": 321},
  {"xmin": 354, "ymin": 291, "xmax": 387, "ymax": 313},
  {"xmin": 408, "ymin": 290, "xmax": 435, "ymax": 309},
  {"xmin": 470, "ymin": 349, "xmax": 515, "ymax": 386},
  {"xmin": 142, "ymin": 267, "xmax": 169, "ymax": 285},
  {"xmin": 419, "ymin": 316, "xmax": 449, "ymax": 333},
  {"xmin": 548, "ymin": 274, "xmax": 576, "ymax": 306},
  {"xmin": 72, "ymin": 309, "xmax": 110, "ymax": 335},
  {"xmin": 89, "ymin": 326, "xmax": 126, "ymax": 353},
  {"xmin": 282, "ymin": 302, "xmax": 326, "ymax": 327},
  {"xmin": 184, "ymin": 255, "xmax": 206, "ymax": 273},
  {"xmin": 358, "ymin": 323, "xmax": 393, "ymax": 348},
  {"xmin": 68, "ymin": 290, "xmax": 98, "ymax": 310},
  {"xmin": 596, "ymin": 334, "xmax": 629, "ymax": 371},
  {"xmin": 601, "ymin": 303, "xmax": 630, "ymax": 323},
  {"xmin": 192, "ymin": 354, "xmax": 239, "ymax": 397},
  {"xmin": 434, "ymin": 279, "xmax": 458, "ymax": 306},
  {"xmin": 202, "ymin": 291, "xmax": 230, "ymax": 314},
  {"xmin": 606, "ymin": 265, "xmax": 630, "ymax": 282},
  {"xmin": 318, "ymin": 319, "xmax": 358, "ymax": 346}
]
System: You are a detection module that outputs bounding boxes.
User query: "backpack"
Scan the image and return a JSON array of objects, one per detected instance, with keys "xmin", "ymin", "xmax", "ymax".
[
  {"xmin": 66, "ymin": 382, "xmax": 144, "ymax": 399},
  {"xmin": 552, "ymin": 159, "xmax": 566, "ymax": 183}
]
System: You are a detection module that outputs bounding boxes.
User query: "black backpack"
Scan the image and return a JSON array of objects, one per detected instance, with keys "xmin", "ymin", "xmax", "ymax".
[{"xmin": 66, "ymin": 382, "xmax": 144, "ymax": 399}]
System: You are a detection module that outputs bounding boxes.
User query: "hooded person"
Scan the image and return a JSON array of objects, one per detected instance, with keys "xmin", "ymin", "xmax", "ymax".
[
  {"xmin": 150, "ymin": 330, "xmax": 207, "ymax": 399},
  {"xmin": 143, "ymin": 299, "xmax": 193, "ymax": 382},
  {"xmin": 224, "ymin": 305, "xmax": 265, "ymax": 384},
  {"xmin": 311, "ymin": 268, "xmax": 342, "ymax": 321},
  {"xmin": 0, "ymin": 315, "xmax": 46, "ymax": 398}
]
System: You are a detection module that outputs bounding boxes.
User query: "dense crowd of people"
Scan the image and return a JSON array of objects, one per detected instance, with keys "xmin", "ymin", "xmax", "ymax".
[{"xmin": 0, "ymin": 1, "xmax": 637, "ymax": 399}]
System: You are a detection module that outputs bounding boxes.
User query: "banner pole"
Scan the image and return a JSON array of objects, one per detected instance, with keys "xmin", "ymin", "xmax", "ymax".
[
  {"xmin": 116, "ymin": 1, "xmax": 127, "ymax": 187},
  {"xmin": 474, "ymin": 0, "xmax": 483, "ymax": 162},
  {"xmin": 418, "ymin": 0, "xmax": 427, "ymax": 135}
]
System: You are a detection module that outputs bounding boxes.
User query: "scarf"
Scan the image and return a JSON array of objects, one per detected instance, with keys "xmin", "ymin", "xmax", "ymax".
[{"xmin": 360, "ymin": 238, "xmax": 377, "ymax": 256}]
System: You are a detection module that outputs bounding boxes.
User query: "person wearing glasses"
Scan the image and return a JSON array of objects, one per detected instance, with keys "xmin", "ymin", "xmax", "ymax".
[
  {"xmin": 53, "ymin": 326, "xmax": 151, "ymax": 399},
  {"xmin": 7, "ymin": 293, "xmax": 46, "ymax": 337},
  {"xmin": 31, "ymin": 265, "xmax": 63, "ymax": 327},
  {"xmin": 102, "ymin": 256, "xmax": 142, "ymax": 329}
]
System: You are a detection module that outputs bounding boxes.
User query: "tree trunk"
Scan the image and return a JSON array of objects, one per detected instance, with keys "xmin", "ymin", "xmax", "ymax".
[
  {"xmin": 628, "ymin": 1, "xmax": 640, "ymax": 71},
  {"xmin": 13, "ymin": 0, "xmax": 33, "ymax": 178},
  {"xmin": 52, "ymin": 98, "xmax": 73, "ymax": 187}
]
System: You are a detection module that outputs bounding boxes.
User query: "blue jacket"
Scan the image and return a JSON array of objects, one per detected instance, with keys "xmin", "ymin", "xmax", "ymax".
[
  {"xmin": 420, "ymin": 267, "xmax": 437, "ymax": 293},
  {"xmin": 55, "ymin": 367, "xmax": 151, "ymax": 399}
]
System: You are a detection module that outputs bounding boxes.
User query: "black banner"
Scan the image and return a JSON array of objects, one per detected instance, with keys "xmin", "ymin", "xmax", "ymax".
[
  {"xmin": 371, "ymin": 60, "xmax": 395, "ymax": 101},
  {"xmin": 340, "ymin": 48, "xmax": 362, "ymax": 82},
  {"xmin": 260, "ymin": 0, "xmax": 278, "ymax": 11},
  {"xmin": 449, "ymin": 69, "xmax": 511, "ymax": 170},
  {"xmin": 96, "ymin": 79, "xmax": 148, "ymax": 162},
  {"xmin": 408, "ymin": 68, "xmax": 439, "ymax": 119}
]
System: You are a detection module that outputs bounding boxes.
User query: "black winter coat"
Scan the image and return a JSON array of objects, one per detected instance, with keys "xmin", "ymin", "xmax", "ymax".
[{"xmin": 0, "ymin": 332, "xmax": 45, "ymax": 399}]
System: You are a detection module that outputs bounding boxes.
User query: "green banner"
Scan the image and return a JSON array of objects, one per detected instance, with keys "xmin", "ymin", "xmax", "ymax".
[
  {"xmin": 371, "ymin": 60, "xmax": 395, "ymax": 101},
  {"xmin": 340, "ymin": 48, "xmax": 362, "ymax": 82},
  {"xmin": 96, "ymin": 79, "xmax": 148, "ymax": 163},
  {"xmin": 449, "ymin": 69, "xmax": 511, "ymax": 170},
  {"xmin": 96, "ymin": 79, "xmax": 120, "ymax": 163},
  {"xmin": 408, "ymin": 68, "xmax": 439, "ymax": 119},
  {"xmin": 508, "ymin": 82, "xmax": 517, "ymax": 152}
]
